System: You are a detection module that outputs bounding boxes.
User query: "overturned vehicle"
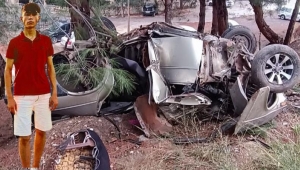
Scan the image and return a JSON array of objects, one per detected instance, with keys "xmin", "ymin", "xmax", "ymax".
[{"xmin": 113, "ymin": 22, "xmax": 300, "ymax": 137}]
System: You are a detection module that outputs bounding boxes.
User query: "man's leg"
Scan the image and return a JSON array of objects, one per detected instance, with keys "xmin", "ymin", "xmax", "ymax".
[
  {"xmin": 32, "ymin": 129, "xmax": 46, "ymax": 168},
  {"xmin": 32, "ymin": 93, "xmax": 52, "ymax": 168},
  {"xmin": 14, "ymin": 95, "xmax": 35, "ymax": 168},
  {"xmin": 19, "ymin": 135, "xmax": 31, "ymax": 168}
]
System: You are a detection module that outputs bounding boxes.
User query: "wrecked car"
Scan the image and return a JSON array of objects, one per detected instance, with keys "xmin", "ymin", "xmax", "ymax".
[
  {"xmin": 1, "ymin": 21, "xmax": 299, "ymax": 138},
  {"xmin": 114, "ymin": 22, "xmax": 300, "ymax": 136}
]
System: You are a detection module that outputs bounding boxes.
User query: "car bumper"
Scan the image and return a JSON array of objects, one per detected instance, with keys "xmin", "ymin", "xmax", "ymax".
[{"xmin": 143, "ymin": 11, "xmax": 155, "ymax": 15}]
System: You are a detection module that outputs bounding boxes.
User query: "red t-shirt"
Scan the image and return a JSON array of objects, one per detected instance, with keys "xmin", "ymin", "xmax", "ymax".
[{"xmin": 6, "ymin": 31, "xmax": 54, "ymax": 95}]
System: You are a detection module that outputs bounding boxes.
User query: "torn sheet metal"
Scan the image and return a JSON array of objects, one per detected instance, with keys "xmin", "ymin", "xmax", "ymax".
[
  {"xmin": 229, "ymin": 76, "xmax": 248, "ymax": 116},
  {"xmin": 164, "ymin": 93, "xmax": 212, "ymax": 106},
  {"xmin": 147, "ymin": 40, "xmax": 170, "ymax": 103},
  {"xmin": 234, "ymin": 86, "xmax": 287, "ymax": 134},
  {"xmin": 134, "ymin": 94, "xmax": 173, "ymax": 137},
  {"xmin": 150, "ymin": 37, "xmax": 203, "ymax": 85}
]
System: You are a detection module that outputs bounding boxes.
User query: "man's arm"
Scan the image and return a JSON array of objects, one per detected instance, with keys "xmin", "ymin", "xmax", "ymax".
[
  {"xmin": 47, "ymin": 56, "xmax": 58, "ymax": 111},
  {"xmin": 4, "ymin": 58, "xmax": 14, "ymax": 100},
  {"xmin": 47, "ymin": 56, "xmax": 57, "ymax": 96}
]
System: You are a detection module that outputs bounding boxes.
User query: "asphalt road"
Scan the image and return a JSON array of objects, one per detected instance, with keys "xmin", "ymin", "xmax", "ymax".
[{"xmin": 108, "ymin": 0, "xmax": 284, "ymax": 34}]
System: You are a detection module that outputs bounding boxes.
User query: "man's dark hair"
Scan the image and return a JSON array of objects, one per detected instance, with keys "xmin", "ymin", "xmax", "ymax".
[{"xmin": 21, "ymin": 3, "xmax": 41, "ymax": 15}]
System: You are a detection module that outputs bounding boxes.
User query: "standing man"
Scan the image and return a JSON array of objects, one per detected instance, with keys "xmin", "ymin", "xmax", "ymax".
[{"xmin": 4, "ymin": 2, "xmax": 58, "ymax": 170}]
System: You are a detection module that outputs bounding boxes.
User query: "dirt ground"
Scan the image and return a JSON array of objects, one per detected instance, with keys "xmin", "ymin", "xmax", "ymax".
[{"xmin": 1, "ymin": 96, "xmax": 300, "ymax": 170}]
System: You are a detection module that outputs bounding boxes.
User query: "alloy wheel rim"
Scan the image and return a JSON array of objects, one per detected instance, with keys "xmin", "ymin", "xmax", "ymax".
[{"xmin": 264, "ymin": 53, "xmax": 294, "ymax": 85}]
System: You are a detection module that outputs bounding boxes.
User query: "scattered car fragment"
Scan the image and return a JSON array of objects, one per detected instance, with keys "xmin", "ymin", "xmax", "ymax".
[{"xmin": 56, "ymin": 128, "xmax": 111, "ymax": 170}]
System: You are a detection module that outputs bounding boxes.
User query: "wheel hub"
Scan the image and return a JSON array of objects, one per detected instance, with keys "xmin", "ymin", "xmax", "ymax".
[
  {"xmin": 273, "ymin": 63, "xmax": 283, "ymax": 73},
  {"xmin": 233, "ymin": 35, "xmax": 249, "ymax": 49}
]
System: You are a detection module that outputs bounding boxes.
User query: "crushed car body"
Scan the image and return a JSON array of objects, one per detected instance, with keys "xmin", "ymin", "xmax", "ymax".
[
  {"xmin": 116, "ymin": 22, "xmax": 299, "ymax": 136},
  {"xmin": 1, "ymin": 21, "xmax": 299, "ymax": 139}
]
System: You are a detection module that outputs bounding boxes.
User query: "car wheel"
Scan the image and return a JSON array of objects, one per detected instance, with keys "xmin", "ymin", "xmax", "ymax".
[
  {"xmin": 280, "ymin": 15, "xmax": 286, "ymax": 20},
  {"xmin": 209, "ymin": 2, "xmax": 212, "ymax": 6},
  {"xmin": 251, "ymin": 44, "xmax": 300, "ymax": 93},
  {"xmin": 100, "ymin": 16, "xmax": 116, "ymax": 31},
  {"xmin": 222, "ymin": 25, "xmax": 257, "ymax": 53},
  {"xmin": 51, "ymin": 37, "xmax": 58, "ymax": 44}
]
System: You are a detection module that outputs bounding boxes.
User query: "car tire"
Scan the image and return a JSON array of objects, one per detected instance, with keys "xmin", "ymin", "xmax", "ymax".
[
  {"xmin": 100, "ymin": 16, "xmax": 116, "ymax": 31},
  {"xmin": 209, "ymin": 2, "xmax": 212, "ymax": 6},
  {"xmin": 222, "ymin": 25, "xmax": 257, "ymax": 54},
  {"xmin": 280, "ymin": 15, "xmax": 285, "ymax": 20},
  {"xmin": 251, "ymin": 44, "xmax": 300, "ymax": 93}
]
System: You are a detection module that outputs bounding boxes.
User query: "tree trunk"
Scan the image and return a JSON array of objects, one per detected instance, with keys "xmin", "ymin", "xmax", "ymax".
[
  {"xmin": 217, "ymin": 0, "xmax": 228, "ymax": 35},
  {"xmin": 67, "ymin": 0, "xmax": 91, "ymax": 40},
  {"xmin": 197, "ymin": 0, "xmax": 206, "ymax": 33},
  {"xmin": 0, "ymin": 55, "xmax": 5, "ymax": 100},
  {"xmin": 211, "ymin": 0, "xmax": 218, "ymax": 35},
  {"xmin": 284, "ymin": 0, "xmax": 300, "ymax": 45},
  {"xmin": 165, "ymin": 0, "xmax": 172, "ymax": 24},
  {"xmin": 249, "ymin": 0, "xmax": 283, "ymax": 44},
  {"xmin": 121, "ymin": 0, "xmax": 124, "ymax": 17},
  {"xmin": 180, "ymin": 0, "xmax": 183, "ymax": 9}
]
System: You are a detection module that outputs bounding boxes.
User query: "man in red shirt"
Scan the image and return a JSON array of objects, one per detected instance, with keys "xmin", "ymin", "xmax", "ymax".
[{"xmin": 4, "ymin": 3, "xmax": 58, "ymax": 170}]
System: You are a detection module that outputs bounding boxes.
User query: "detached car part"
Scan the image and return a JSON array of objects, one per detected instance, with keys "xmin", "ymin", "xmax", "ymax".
[
  {"xmin": 57, "ymin": 129, "xmax": 111, "ymax": 170},
  {"xmin": 134, "ymin": 94, "xmax": 172, "ymax": 137}
]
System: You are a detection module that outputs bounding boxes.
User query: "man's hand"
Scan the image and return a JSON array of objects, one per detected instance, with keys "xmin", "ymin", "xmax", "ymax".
[
  {"xmin": 49, "ymin": 95, "xmax": 58, "ymax": 111},
  {"xmin": 7, "ymin": 97, "xmax": 17, "ymax": 114}
]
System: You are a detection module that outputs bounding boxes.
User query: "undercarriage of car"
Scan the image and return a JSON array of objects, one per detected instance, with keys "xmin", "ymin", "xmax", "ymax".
[{"xmin": 112, "ymin": 22, "xmax": 299, "ymax": 140}]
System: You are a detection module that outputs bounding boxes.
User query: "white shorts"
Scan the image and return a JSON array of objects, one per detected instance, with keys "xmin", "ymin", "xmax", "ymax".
[{"xmin": 13, "ymin": 93, "xmax": 52, "ymax": 136}]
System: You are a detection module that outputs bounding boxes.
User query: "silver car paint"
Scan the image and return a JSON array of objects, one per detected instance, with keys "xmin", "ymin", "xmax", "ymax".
[
  {"xmin": 147, "ymin": 40, "xmax": 170, "ymax": 103},
  {"xmin": 150, "ymin": 37, "xmax": 203, "ymax": 85},
  {"xmin": 147, "ymin": 36, "xmax": 204, "ymax": 104},
  {"xmin": 234, "ymin": 86, "xmax": 287, "ymax": 134},
  {"xmin": 53, "ymin": 66, "xmax": 114, "ymax": 116}
]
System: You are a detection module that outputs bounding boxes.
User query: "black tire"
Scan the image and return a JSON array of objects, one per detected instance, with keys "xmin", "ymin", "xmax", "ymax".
[
  {"xmin": 222, "ymin": 25, "xmax": 257, "ymax": 53},
  {"xmin": 280, "ymin": 15, "xmax": 285, "ymax": 20},
  {"xmin": 251, "ymin": 44, "xmax": 300, "ymax": 93},
  {"xmin": 209, "ymin": 2, "xmax": 212, "ymax": 6},
  {"xmin": 100, "ymin": 16, "xmax": 116, "ymax": 31}
]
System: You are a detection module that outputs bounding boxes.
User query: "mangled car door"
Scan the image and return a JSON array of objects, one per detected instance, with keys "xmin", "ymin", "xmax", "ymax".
[
  {"xmin": 147, "ymin": 40, "xmax": 170, "ymax": 103},
  {"xmin": 147, "ymin": 36, "xmax": 203, "ymax": 104}
]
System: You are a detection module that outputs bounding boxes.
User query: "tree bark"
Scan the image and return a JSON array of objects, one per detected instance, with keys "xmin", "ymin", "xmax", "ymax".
[
  {"xmin": 211, "ymin": 0, "xmax": 218, "ymax": 35},
  {"xmin": 197, "ymin": 0, "xmax": 206, "ymax": 33},
  {"xmin": 0, "ymin": 55, "xmax": 5, "ymax": 100},
  {"xmin": 284, "ymin": 0, "xmax": 300, "ymax": 45},
  {"xmin": 180, "ymin": 0, "xmax": 183, "ymax": 9},
  {"xmin": 121, "ymin": 0, "xmax": 124, "ymax": 17},
  {"xmin": 249, "ymin": 0, "xmax": 283, "ymax": 44},
  {"xmin": 217, "ymin": 0, "xmax": 228, "ymax": 35},
  {"xmin": 165, "ymin": 0, "xmax": 172, "ymax": 24}
]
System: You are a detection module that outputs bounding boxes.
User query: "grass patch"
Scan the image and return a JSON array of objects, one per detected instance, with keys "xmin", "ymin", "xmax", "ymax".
[{"xmin": 113, "ymin": 111, "xmax": 300, "ymax": 170}]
